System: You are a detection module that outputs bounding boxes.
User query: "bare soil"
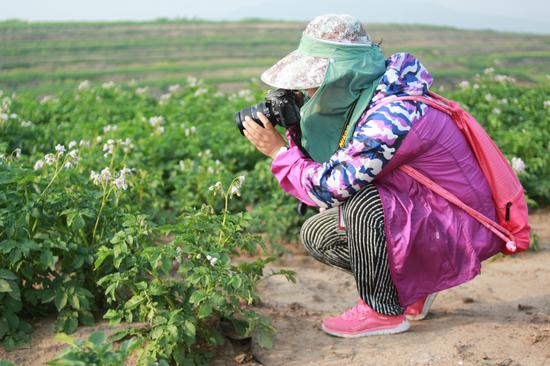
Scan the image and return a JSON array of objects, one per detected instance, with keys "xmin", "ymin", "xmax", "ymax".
[
  {"xmin": 1, "ymin": 211, "xmax": 549, "ymax": 366},
  {"xmin": 248, "ymin": 210, "xmax": 550, "ymax": 366}
]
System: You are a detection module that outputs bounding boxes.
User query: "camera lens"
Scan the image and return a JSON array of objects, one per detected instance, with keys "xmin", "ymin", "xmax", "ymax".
[{"xmin": 235, "ymin": 102, "xmax": 272, "ymax": 135}]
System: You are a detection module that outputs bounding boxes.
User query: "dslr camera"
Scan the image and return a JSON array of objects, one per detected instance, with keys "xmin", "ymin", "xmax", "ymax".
[{"xmin": 235, "ymin": 89, "xmax": 303, "ymax": 134}]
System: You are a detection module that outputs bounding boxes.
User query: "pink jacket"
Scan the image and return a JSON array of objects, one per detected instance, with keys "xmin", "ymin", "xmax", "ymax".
[{"xmin": 272, "ymin": 106, "xmax": 501, "ymax": 306}]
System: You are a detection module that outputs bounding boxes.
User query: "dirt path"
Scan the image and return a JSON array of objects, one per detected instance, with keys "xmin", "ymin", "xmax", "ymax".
[{"xmin": 250, "ymin": 211, "xmax": 550, "ymax": 366}]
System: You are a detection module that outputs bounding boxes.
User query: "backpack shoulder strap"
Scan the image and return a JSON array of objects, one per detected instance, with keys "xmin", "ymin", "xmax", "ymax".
[
  {"xmin": 399, "ymin": 165, "xmax": 517, "ymax": 252},
  {"xmin": 367, "ymin": 93, "xmax": 518, "ymax": 252}
]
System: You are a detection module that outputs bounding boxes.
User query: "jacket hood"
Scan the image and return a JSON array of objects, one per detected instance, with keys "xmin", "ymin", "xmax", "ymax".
[{"xmin": 372, "ymin": 53, "xmax": 433, "ymax": 102}]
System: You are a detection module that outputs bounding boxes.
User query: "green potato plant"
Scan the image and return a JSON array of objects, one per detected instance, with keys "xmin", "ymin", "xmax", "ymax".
[{"xmin": 0, "ymin": 72, "xmax": 547, "ymax": 364}]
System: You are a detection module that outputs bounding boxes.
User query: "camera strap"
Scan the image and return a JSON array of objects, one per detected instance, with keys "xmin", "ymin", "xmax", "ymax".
[
  {"xmin": 288, "ymin": 127, "xmax": 312, "ymax": 159},
  {"xmin": 336, "ymin": 98, "xmax": 359, "ymax": 151}
]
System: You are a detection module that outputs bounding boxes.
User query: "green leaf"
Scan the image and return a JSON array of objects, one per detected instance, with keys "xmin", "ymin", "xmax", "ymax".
[
  {"xmin": 72, "ymin": 214, "xmax": 85, "ymax": 231},
  {"xmin": 198, "ymin": 302, "xmax": 213, "ymax": 319},
  {"xmin": 125, "ymin": 295, "xmax": 144, "ymax": 310},
  {"xmin": 68, "ymin": 294, "xmax": 80, "ymax": 310},
  {"xmin": 54, "ymin": 333, "xmax": 76, "ymax": 346},
  {"xmin": 103, "ymin": 309, "xmax": 122, "ymax": 325},
  {"xmin": 0, "ymin": 174, "xmax": 16, "ymax": 185},
  {"xmin": 93, "ymin": 247, "xmax": 111, "ymax": 269},
  {"xmin": 189, "ymin": 290, "xmax": 206, "ymax": 305},
  {"xmin": 7, "ymin": 282, "xmax": 20, "ymax": 300},
  {"xmin": 55, "ymin": 291, "xmax": 68, "ymax": 311},
  {"xmin": 88, "ymin": 331, "xmax": 106, "ymax": 345},
  {"xmin": 0, "ymin": 269, "xmax": 18, "ymax": 281},
  {"xmin": 78, "ymin": 311, "xmax": 95, "ymax": 326},
  {"xmin": 0, "ymin": 279, "xmax": 11, "ymax": 292},
  {"xmin": 255, "ymin": 327, "xmax": 273, "ymax": 349},
  {"xmin": 182, "ymin": 320, "xmax": 196, "ymax": 340},
  {"xmin": 5, "ymin": 313, "xmax": 19, "ymax": 329},
  {"xmin": 62, "ymin": 317, "xmax": 78, "ymax": 334},
  {"xmin": 39, "ymin": 289, "xmax": 55, "ymax": 305},
  {"xmin": 40, "ymin": 250, "xmax": 56, "ymax": 271}
]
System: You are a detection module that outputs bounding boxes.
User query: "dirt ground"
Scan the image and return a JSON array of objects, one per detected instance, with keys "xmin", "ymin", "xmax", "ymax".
[
  {"xmin": 247, "ymin": 210, "xmax": 550, "ymax": 366},
  {"xmin": 1, "ymin": 211, "xmax": 549, "ymax": 366}
]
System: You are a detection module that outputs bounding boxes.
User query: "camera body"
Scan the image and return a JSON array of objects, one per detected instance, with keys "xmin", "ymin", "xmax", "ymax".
[{"xmin": 235, "ymin": 89, "xmax": 303, "ymax": 134}]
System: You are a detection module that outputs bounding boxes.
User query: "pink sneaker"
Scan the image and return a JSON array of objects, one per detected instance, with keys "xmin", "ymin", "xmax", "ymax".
[
  {"xmin": 405, "ymin": 293, "xmax": 438, "ymax": 321},
  {"xmin": 322, "ymin": 299, "xmax": 409, "ymax": 338}
]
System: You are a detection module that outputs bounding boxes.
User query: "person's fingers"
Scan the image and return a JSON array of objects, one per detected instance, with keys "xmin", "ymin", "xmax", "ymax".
[
  {"xmin": 257, "ymin": 112, "xmax": 274, "ymax": 130},
  {"xmin": 244, "ymin": 117, "xmax": 266, "ymax": 134},
  {"xmin": 243, "ymin": 129, "xmax": 260, "ymax": 146},
  {"xmin": 243, "ymin": 125, "xmax": 259, "ymax": 141},
  {"xmin": 243, "ymin": 120, "xmax": 263, "ymax": 140}
]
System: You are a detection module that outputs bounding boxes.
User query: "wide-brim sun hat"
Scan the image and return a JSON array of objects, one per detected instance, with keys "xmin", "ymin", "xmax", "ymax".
[{"xmin": 261, "ymin": 14, "xmax": 373, "ymax": 90}]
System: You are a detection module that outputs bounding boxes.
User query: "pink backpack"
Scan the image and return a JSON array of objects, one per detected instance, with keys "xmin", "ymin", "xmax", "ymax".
[{"xmin": 371, "ymin": 91, "xmax": 531, "ymax": 255}]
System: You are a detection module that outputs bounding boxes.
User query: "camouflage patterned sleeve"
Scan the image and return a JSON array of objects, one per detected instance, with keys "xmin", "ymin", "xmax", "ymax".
[{"xmin": 301, "ymin": 100, "xmax": 428, "ymax": 208}]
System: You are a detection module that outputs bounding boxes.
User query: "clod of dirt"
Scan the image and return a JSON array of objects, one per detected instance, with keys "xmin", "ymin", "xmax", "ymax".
[
  {"xmin": 312, "ymin": 294, "xmax": 324, "ymax": 303},
  {"xmin": 454, "ymin": 341, "xmax": 473, "ymax": 359},
  {"xmin": 497, "ymin": 358, "xmax": 514, "ymax": 366},
  {"xmin": 517, "ymin": 303, "xmax": 535, "ymax": 312},
  {"xmin": 234, "ymin": 352, "xmax": 253, "ymax": 364},
  {"xmin": 529, "ymin": 312, "xmax": 550, "ymax": 324},
  {"xmin": 529, "ymin": 332, "xmax": 548, "ymax": 344},
  {"xmin": 462, "ymin": 297, "xmax": 475, "ymax": 303}
]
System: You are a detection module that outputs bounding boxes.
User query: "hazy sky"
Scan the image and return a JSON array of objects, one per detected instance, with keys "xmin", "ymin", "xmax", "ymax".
[{"xmin": 2, "ymin": 0, "xmax": 549, "ymax": 34}]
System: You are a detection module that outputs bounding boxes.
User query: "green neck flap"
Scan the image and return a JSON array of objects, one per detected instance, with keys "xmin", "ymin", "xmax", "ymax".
[{"xmin": 297, "ymin": 34, "xmax": 386, "ymax": 162}]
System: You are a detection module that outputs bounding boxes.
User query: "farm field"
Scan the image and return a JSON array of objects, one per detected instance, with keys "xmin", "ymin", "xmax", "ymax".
[
  {"xmin": 1, "ymin": 19, "xmax": 550, "ymax": 94},
  {"xmin": 0, "ymin": 19, "xmax": 549, "ymax": 366}
]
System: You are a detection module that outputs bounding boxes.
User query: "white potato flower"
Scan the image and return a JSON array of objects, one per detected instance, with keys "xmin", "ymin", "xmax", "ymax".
[
  {"xmin": 112, "ymin": 175, "xmax": 128, "ymax": 190},
  {"xmin": 208, "ymin": 181, "xmax": 223, "ymax": 194},
  {"xmin": 34, "ymin": 159, "xmax": 45, "ymax": 170},
  {"xmin": 44, "ymin": 153, "xmax": 56, "ymax": 165},
  {"xmin": 458, "ymin": 80, "xmax": 470, "ymax": 89},
  {"xmin": 168, "ymin": 84, "xmax": 181, "ymax": 93},
  {"xmin": 102, "ymin": 81, "xmax": 115, "ymax": 89},
  {"xmin": 511, "ymin": 157, "xmax": 526, "ymax": 174},
  {"xmin": 100, "ymin": 167, "xmax": 112, "ymax": 182},
  {"xmin": 194, "ymin": 87, "xmax": 208, "ymax": 97},
  {"xmin": 136, "ymin": 87, "xmax": 149, "ymax": 95},
  {"xmin": 78, "ymin": 80, "xmax": 91, "ymax": 90},
  {"xmin": 55, "ymin": 144, "xmax": 66, "ymax": 154}
]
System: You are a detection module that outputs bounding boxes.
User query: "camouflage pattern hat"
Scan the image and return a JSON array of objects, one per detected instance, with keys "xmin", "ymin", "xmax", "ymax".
[{"xmin": 261, "ymin": 14, "xmax": 372, "ymax": 90}]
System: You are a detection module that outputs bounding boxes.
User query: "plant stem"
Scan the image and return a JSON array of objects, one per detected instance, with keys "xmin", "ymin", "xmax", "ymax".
[
  {"xmin": 218, "ymin": 186, "xmax": 231, "ymax": 247},
  {"xmin": 32, "ymin": 157, "xmax": 64, "ymax": 233},
  {"xmin": 39, "ymin": 165, "xmax": 61, "ymax": 198},
  {"xmin": 92, "ymin": 186, "xmax": 109, "ymax": 242}
]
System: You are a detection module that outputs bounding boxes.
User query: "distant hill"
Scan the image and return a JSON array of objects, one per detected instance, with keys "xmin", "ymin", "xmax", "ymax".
[
  {"xmin": 1, "ymin": 19, "xmax": 549, "ymax": 94},
  {"xmin": 222, "ymin": 0, "xmax": 550, "ymax": 34}
]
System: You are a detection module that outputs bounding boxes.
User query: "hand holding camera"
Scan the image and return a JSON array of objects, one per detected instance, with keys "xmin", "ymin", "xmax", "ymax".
[
  {"xmin": 242, "ymin": 113, "xmax": 286, "ymax": 159},
  {"xmin": 237, "ymin": 88, "xmax": 304, "ymax": 159}
]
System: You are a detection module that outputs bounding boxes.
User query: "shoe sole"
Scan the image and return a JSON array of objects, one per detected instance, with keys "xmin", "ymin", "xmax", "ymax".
[
  {"xmin": 321, "ymin": 319, "xmax": 410, "ymax": 338},
  {"xmin": 406, "ymin": 293, "xmax": 438, "ymax": 321}
]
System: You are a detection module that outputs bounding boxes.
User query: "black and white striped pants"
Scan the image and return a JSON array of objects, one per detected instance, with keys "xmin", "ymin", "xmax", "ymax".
[{"xmin": 300, "ymin": 184, "xmax": 403, "ymax": 315}]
